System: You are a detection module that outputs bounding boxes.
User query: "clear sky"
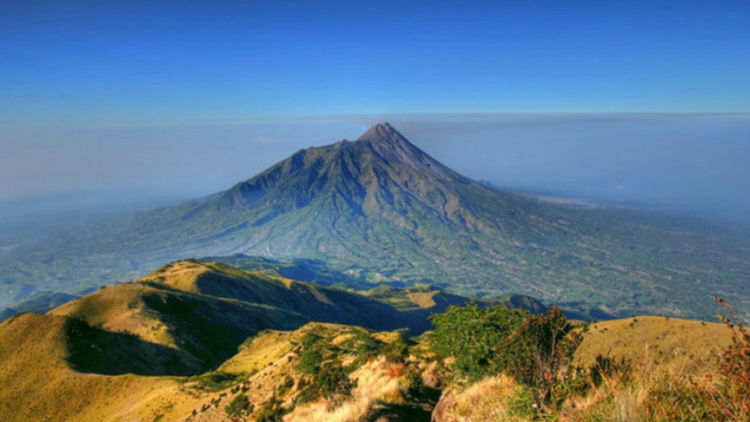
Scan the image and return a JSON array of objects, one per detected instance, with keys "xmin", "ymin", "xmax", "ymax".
[{"xmin": 2, "ymin": 0, "xmax": 750, "ymax": 125}]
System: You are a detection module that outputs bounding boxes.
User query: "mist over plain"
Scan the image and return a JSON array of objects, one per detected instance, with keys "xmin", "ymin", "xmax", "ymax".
[{"xmin": 1, "ymin": 113, "xmax": 748, "ymax": 233}]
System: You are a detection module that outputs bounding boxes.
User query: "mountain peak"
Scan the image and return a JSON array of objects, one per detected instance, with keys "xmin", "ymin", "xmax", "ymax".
[{"xmin": 356, "ymin": 122, "xmax": 406, "ymax": 145}]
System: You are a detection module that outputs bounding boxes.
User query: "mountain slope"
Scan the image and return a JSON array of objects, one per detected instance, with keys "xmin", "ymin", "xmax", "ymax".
[
  {"xmin": 47, "ymin": 259, "xmax": 481, "ymax": 371},
  {"xmin": 0, "ymin": 295, "xmax": 731, "ymax": 421},
  {"xmin": 0, "ymin": 259, "xmax": 486, "ymax": 421},
  {"xmin": 1, "ymin": 123, "xmax": 748, "ymax": 319}
]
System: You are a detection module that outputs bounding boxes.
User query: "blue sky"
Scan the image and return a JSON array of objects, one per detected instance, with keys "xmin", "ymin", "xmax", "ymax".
[{"xmin": 2, "ymin": 0, "xmax": 750, "ymax": 124}]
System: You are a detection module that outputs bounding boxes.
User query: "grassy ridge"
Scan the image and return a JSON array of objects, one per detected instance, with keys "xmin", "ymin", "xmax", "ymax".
[{"xmin": 0, "ymin": 260, "xmax": 740, "ymax": 422}]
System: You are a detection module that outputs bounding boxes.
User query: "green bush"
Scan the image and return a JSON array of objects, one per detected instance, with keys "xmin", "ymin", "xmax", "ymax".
[
  {"xmin": 224, "ymin": 394, "xmax": 252, "ymax": 418},
  {"xmin": 505, "ymin": 307, "xmax": 582, "ymax": 410},
  {"xmin": 430, "ymin": 303, "xmax": 583, "ymax": 414},
  {"xmin": 255, "ymin": 397, "xmax": 285, "ymax": 422},
  {"xmin": 195, "ymin": 371, "xmax": 242, "ymax": 391},
  {"xmin": 314, "ymin": 361, "xmax": 356, "ymax": 402},
  {"xmin": 296, "ymin": 348, "xmax": 323, "ymax": 375},
  {"xmin": 300, "ymin": 332, "xmax": 322, "ymax": 349},
  {"xmin": 295, "ymin": 360, "xmax": 356, "ymax": 408},
  {"xmin": 429, "ymin": 303, "xmax": 527, "ymax": 380}
]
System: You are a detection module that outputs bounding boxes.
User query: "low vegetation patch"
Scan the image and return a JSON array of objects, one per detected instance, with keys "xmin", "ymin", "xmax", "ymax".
[
  {"xmin": 224, "ymin": 394, "xmax": 253, "ymax": 418},
  {"xmin": 430, "ymin": 299, "xmax": 749, "ymax": 421}
]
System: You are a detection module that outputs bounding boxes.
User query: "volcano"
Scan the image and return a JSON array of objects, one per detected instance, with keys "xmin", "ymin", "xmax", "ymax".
[{"xmin": 2, "ymin": 123, "xmax": 748, "ymax": 320}]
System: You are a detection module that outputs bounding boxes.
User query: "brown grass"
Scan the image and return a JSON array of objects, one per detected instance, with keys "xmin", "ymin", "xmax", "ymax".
[
  {"xmin": 575, "ymin": 316, "xmax": 728, "ymax": 375},
  {"xmin": 286, "ymin": 356, "xmax": 407, "ymax": 422},
  {"xmin": 431, "ymin": 375, "xmax": 519, "ymax": 422}
]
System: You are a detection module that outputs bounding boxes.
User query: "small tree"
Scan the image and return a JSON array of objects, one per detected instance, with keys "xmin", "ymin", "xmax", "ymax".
[
  {"xmin": 505, "ymin": 307, "xmax": 582, "ymax": 410},
  {"xmin": 714, "ymin": 298, "xmax": 750, "ymax": 420}
]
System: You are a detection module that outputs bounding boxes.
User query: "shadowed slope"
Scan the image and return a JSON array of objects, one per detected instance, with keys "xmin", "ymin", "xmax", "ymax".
[
  {"xmin": 0, "ymin": 313, "xmax": 195, "ymax": 422},
  {"xmin": 51, "ymin": 280, "xmax": 309, "ymax": 375}
]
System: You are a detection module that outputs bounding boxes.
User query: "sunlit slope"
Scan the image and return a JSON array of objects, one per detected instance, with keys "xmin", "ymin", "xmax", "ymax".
[
  {"xmin": 136, "ymin": 259, "xmax": 482, "ymax": 334},
  {"xmin": 0, "ymin": 260, "xmax": 444, "ymax": 421},
  {"xmin": 575, "ymin": 315, "xmax": 730, "ymax": 374},
  {"xmin": 0, "ymin": 316, "xmax": 413, "ymax": 421},
  {"xmin": 2, "ymin": 123, "xmax": 748, "ymax": 321},
  {"xmin": 0, "ymin": 313, "xmax": 196, "ymax": 422},
  {"xmin": 42, "ymin": 259, "xmax": 480, "ymax": 376},
  {"xmin": 0, "ymin": 271, "xmax": 734, "ymax": 422}
]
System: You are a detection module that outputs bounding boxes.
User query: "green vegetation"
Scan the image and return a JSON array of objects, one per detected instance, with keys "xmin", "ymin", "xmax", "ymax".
[
  {"xmin": 505, "ymin": 307, "xmax": 583, "ymax": 410},
  {"xmin": 193, "ymin": 372, "xmax": 243, "ymax": 392},
  {"xmin": 430, "ymin": 303, "xmax": 614, "ymax": 416},
  {"xmin": 51, "ymin": 259, "xmax": 511, "ymax": 379},
  {"xmin": 224, "ymin": 394, "xmax": 252, "ymax": 418},
  {"xmin": 293, "ymin": 329, "xmax": 367, "ymax": 406},
  {"xmin": 1, "ymin": 270, "xmax": 744, "ymax": 422},
  {"xmin": 431, "ymin": 299, "xmax": 749, "ymax": 421},
  {"xmin": 255, "ymin": 397, "xmax": 285, "ymax": 422},
  {"xmin": 296, "ymin": 347, "xmax": 323, "ymax": 375},
  {"xmin": 306, "ymin": 361, "xmax": 356, "ymax": 405},
  {"xmin": 429, "ymin": 303, "xmax": 526, "ymax": 380}
]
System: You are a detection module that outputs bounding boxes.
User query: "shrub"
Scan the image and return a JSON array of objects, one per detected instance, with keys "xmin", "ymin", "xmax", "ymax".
[
  {"xmin": 383, "ymin": 334, "xmax": 411, "ymax": 363},
  {"xmin": 314, "ymin": 361, "xmax": 356, "ymax": 402},
  {"xmin": 255, "ymin": 397, "xmax": 285, "ymax": 422},
  {"xmin": 429, "ymin": 303, "xmax": 527, "ymax": 380},
  {"xmin": 589, "ymin": 354, "xmax": 631, "ymax": 388},
  {"xmin": 296, "ymin": 348, "xmax": 323, "ymax": 375},
  {"xmin": 340, "ymin": 329, "xmax": 387, "ymax": 365},
  {"xmin": 300, "ymin": 332, "xmax": 322, "ymax": 349},
  {"xmin": 195, "ymin": 371, "xmax": 241, "ymax": 391},
  {"xmin": 224, "ymin": 394, "xmax": 252, "ymax": 418},
  {"xmin": 505, "ymin": 307, "xmax": 582, "ymax": 410}
]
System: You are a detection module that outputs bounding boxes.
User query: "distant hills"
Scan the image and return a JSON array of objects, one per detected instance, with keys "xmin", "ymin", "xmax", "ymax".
[{"xmin": 1, "ymin": 123, "xmax": 748, "ymax": 320}]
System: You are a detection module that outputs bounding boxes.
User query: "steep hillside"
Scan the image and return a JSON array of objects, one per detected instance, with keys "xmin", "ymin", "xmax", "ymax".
[
  {"xmin": 0, "ymin": 257, "xmax": 455, "ymax": 422},
  {"xmin": 0, "ymin": 313, "xmax": 196, "ymax": 422},
  {"xmin": 1, "ymin": 123, "xmax": 748, "ymax": 320},
  {"xmin": 46, "ymin": 258, "xmax": 492, "ymax": 369},
  {"xmin": 0, "ymin": 282, "xmax": 736, "ymax": 422}
]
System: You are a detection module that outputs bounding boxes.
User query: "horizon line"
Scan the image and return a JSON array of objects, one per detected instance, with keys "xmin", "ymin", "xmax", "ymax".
[{"xmin": 3, "ymin": 111, "xmax": 750, "ymax": 130}]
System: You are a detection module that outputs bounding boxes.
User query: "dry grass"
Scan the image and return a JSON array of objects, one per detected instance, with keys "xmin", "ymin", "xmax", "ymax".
[
  {"xmin": 431, "ymin": 375, "xmax": 519, "ymax": 422},
  {"xmin": 0, "ymin": 313, "xmax": 195, "ymax": 422},
  {"xmin": 139, "ymin": 260, "xmax": 211, "ymax": 292},
  {"xmin": 219, "ymin": 329, "xmax": 297, "ymax": 374},
  {"xmin": 561, "ymin": 357, "xmax": 727, "ymax": 422},
  {"xmin": 50, "ymin": 283, "xmax": 174, "ymax": 346},
  {"xmin": 406, "ymin": 291, "xmax": 439, "ymax": 308},
  {"xmin": 286, "ymin": 356, "xmax": 407, "ymax": 422},
  {"xmin": 576, "ymin": 316, "xmax": 728, "ymax": 375}
]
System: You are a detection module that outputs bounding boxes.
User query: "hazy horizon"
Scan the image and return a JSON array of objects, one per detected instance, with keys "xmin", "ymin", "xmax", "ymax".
[{"xmin": 2, "ymin": 113, "xmax": 749, "ymax": 232}]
